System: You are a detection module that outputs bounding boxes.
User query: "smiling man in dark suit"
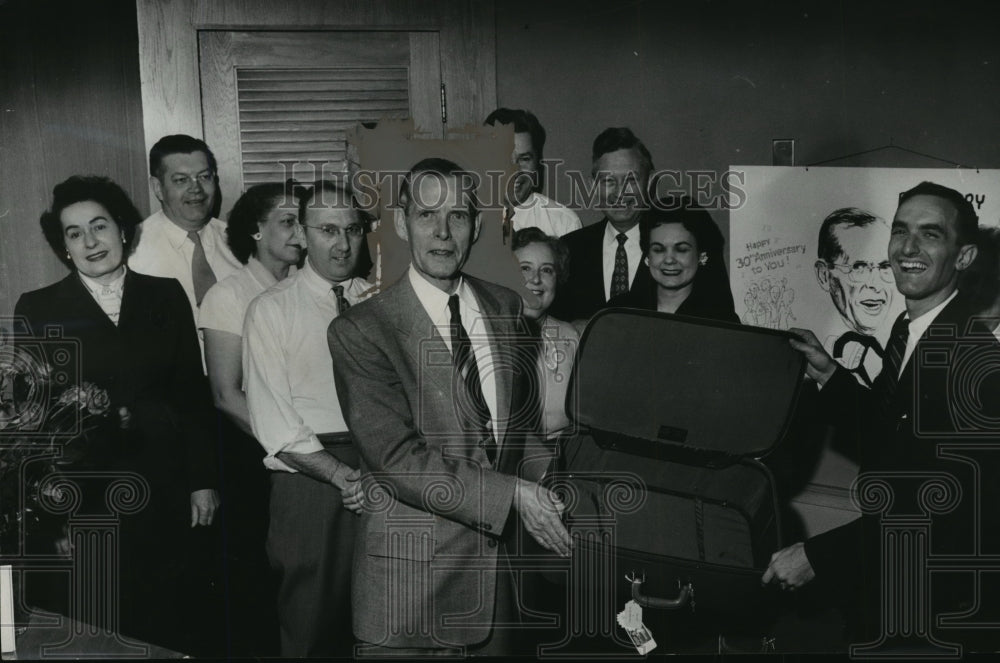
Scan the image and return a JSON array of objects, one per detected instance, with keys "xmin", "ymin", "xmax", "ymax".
[
  {"xmin": 763, "ymin": 181, "xmax": 1000, "ymax": 651},
  {"xmin": 327, "ymin": 158, "xmax": 571, "ymax": 656},
  {"xmin": 548, "ymin": 127, "xmax": 656, "ymax": 323}
]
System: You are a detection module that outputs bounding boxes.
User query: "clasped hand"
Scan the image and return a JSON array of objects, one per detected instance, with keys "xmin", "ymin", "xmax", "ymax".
[{"xmin": 514, "ymin": 479, "xmax": 572, "ymax": 557}]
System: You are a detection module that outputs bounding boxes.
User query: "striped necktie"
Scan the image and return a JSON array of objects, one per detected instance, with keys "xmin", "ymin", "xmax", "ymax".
[
  {"xmin": 879, "ymin": 312, "xmax": 909, "ymax": 414},
  {"xmin": 448, "ymin": 294, "xmax": 496, "ymax": 464}
]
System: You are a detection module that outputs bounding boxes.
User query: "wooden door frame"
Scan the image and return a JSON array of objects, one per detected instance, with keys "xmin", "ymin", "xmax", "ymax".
[{"xmin": 136, "ymin": 0, "xmax": 496, "ymax": 212}]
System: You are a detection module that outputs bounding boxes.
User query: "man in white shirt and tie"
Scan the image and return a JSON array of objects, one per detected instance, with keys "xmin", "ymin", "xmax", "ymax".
[
  {"xmin": 243, "ymin": 179, "xmax": 371, "ymax": 658},
  {"xmin": 129, "ymin": 134, "xmax": 241, "ymax": 320},
  {"xmin": 548, "ymin": 127, "xmax": 656, "ymax": 323}
]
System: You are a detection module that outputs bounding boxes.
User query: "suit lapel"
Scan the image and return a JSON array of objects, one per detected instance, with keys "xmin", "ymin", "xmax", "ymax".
[
  {"xmin": 894, "ymin": 296, "xmax": 970, "ymax": 414},
  {"xmin": 394, "ymin": 277, "xmax": 454, "ymax": 396},
  {"xmin": 467, "ymin": 279, "xmax": 513, "ymax": 447},
  {"xmin": 57, "ymin": 273, "xmax": 118, "ymax": 335},
  {"xmin": 588, "ymin": 220, "xmax": 608, "ymax": 306}
]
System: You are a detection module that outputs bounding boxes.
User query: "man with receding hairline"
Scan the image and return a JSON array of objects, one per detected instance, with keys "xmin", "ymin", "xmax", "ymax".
[
  {"xmin": 328, "ymin": 157, "xmax": 569, "ymax": 655},
  {"xmin": 549, "ymin": 127, "xmax": 656, "ymax": 322}
]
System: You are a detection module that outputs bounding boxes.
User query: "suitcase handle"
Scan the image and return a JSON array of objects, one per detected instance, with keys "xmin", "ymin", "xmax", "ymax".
[{"xmin": 629, "ymin": 576, "xmax": 694, "ymax": 611}]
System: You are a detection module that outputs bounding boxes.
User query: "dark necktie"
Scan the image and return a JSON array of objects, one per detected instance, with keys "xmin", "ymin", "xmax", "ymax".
[
  {"xmin": 448, "ymin": 294, "xmax": 496, "ymax": 464},
  {"xmin": 502, "ymin": 207, "xmax": 514, "ymax": 245},
  {"xmin": 332, "ymin": 284, "xmax": 351, "ymax": 315},
  {"xmin": 610, "ymin": 232, "xmax": 629, "ymax": 299},
  {"xmin": 188, "ymin": 230, "xmax": 217, "ymax": 306},
  {"xmin": 879, "ymin": 312, "xmax": 910, "ymax": 414}
]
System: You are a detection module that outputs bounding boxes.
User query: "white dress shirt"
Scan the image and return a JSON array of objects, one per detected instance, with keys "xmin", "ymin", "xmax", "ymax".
[
  {"xmin": 899, "ymin": 289, "xmax": 959, "ymax": 375},
  {"xmin": 511, "ymin": 192, "xmax": 582, "ymax": 238},
  {"xmin": 78, "ymin": 267, "xmax": 127, "ymax": 326},
  {"xmin": 199, "ymin": 257, "xmax": 284, "ymax": 336},
  {"xmin": 601, "ymin": 220, "xmax": 643, "ymax": 300},
  {"xmin": 129, "ymin": 210, "xmax": 242, "ymax": 321},
  {"xmin": 407, "ymin": 266, "xmax": 500, "ymax": 442},
  {"xmin": 243, "ymin": 260, "xmax": 371, "ymax": 472}
]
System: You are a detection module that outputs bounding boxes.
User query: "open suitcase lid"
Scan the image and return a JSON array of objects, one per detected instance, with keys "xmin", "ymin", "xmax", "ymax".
[{"xmin": 566, "ymin": 308, "xmax": 806, "ymax": 458}]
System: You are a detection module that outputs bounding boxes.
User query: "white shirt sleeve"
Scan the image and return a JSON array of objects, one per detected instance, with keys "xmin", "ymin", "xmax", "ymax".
[
  {"xmin": 242, "ymin": 297, "xmax": 325, "ymax": 471},
  {"xmin": 199, "ymin": 279, "xmax": 242, "ymax": 335}
]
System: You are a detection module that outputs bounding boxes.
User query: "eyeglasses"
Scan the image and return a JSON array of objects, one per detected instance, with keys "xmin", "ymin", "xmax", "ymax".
[
  {"xmin": 826, "ymin": 260, "xmax": 894, "ymax": 284},
  {"xmin": 299, "ymin": 223, "xmax": 365, "ymax": 239}
]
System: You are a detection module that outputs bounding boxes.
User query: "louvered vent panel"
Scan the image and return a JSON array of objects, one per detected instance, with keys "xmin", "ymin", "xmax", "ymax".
[{"xmin": 237, "ymin": 67, "xmax": 409, "ymax": 186}]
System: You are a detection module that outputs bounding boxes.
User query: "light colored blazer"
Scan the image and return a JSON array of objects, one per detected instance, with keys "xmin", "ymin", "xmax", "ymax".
[{"xmin": 328, "ymin": 273, "xmax": 547, "ymax": 648}]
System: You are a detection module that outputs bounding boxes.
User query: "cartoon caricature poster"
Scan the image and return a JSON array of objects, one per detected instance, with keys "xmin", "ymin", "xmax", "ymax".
[
  {"xmin": 730, "ymin": 166, "xmax": 1000, "ymax": 387},
  {"xmin": 729, "ymin": 167, "xmax": 1000, "ymax": 529}
]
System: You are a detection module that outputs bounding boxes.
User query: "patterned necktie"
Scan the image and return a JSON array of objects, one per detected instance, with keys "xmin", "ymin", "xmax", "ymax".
[
  {"xmin": 332, "ymin": 284, "xmax": 351, "ymax": 315},
  {"xmin": 879, "ymin": 312, "xmax": 910, "ymax": 414},
  {"xmin": 448, "ymin": 294, "xmax": 496, "ymax": 464},
  {"xmin": 502, "ymin": 207, "xmax": 514, "ymax": 245},
  {"xmin": 188, "ymin": 230, "xmax": 217, "ymax": 306},
  {"xmin": 610, "ymin": 232, "xmax": 629, "ymax": 299}
]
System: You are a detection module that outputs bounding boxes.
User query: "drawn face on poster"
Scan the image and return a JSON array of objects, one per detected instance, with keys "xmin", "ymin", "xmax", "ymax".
[
  {"xmin": 809, "ymin": 209, "xmax": 894, "ymax": 385},
  {"xmin": 730, "ymin": 167, "xmax": 1000, "ymax": 387},
  {"xmin": 814, "ymin": 210, "xmax": 894, "ymax": 335}
]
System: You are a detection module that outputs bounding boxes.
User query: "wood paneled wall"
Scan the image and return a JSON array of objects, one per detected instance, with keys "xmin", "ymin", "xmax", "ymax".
[
  {"xmin": 136, "ymin": 0, "xmax": 496, "ymax": 214},
  {"xmin": 0, "ymin": 0, "xmax": 147, "ymax": 317}
]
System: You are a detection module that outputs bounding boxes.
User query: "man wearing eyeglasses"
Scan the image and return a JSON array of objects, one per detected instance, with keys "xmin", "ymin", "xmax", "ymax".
[
  {"xmin": 131, "ymin": 134, "xmax": 242, "ymax": 322},
  {"xmin": 243, "ymin": 179, "xmax": 372, "ymax": 657},
  {"xmin": 814, "ymin": 208, "xmax": 895, "ymax": 387}
]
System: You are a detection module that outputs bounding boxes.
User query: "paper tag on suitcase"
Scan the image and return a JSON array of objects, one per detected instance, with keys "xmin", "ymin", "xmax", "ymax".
[{"xmin": 617, "ymin": 600, "xmax": 657, "ymax": 655}]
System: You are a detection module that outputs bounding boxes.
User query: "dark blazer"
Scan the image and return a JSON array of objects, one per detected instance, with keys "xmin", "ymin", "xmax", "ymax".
[
  {"xmin": 803, "ymin": 293, "xmax": 1000, "ymax": 636},
  {"xmin": 548, "ymin": 217, "xmax": 655, "ymax": 322},
  {"xmin": 14, "ymin": 270, "xmax": 218, "ymax": 651},
  {"xmin": 15, "ymin": 271, "xmax": 217, "ymax": 495},
  {"xmin": 327, "ymin": 273, "xmax": 546, "ymax": 648}
]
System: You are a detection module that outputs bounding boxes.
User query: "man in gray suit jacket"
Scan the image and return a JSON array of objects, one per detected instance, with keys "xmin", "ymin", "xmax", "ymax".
[{"xmin": 328, "ymin": 158, "xmax": 571, "ymax": 655}]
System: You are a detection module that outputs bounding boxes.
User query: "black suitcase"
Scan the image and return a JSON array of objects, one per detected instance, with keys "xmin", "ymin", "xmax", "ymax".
[{"xmin": 546, "ymin": 308, "xmax": 806, "ymax": 650}]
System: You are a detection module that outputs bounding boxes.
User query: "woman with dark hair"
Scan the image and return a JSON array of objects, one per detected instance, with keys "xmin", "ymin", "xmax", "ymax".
[
  {"xmin": 610, "ymin": 204, "xmax": 739, "ymax": 323},
  {"xmin": 199, "ymin": 182, "xmax": 305, "ymax": 434},
  {"xmin": 15, "ymin": 175, "xmax": 219, "ymax": 654},
  {"xmin": 512, "ymin": 227, "xmax": 579, "ymax": 440},
  {"xmin": 197, "ymin": 182, "xmax": 305, "ymax": 655}
]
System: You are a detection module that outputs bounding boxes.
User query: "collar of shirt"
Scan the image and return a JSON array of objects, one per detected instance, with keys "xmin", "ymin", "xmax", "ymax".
[
  {"xmin": 154, "ymin": 210, "xmax": 220, "ymax": 253},
  {"xmin": 156, "ymin": 210, "xmax": 195, "ymax": 250},
  {"xmin": 408, "ymin": 265, "xmax": 482, "ymax": 350},
  {"xmin": 603, "ymin": 217, "xmax": 641, "ymax": 247},
  {"xmin": 300, "ymin": 258, "xmax": 369, "ymax": 304},
  {"xmin": 513, "ymin": 191, "xmax": 541, "ymax": 212},
  {"xmin": 899, "ymin": 289, "xmax": 959, "ymax": 374},
  {"xmin": 78, "ymin": 265, "xmax": 127, "ymax": 297},
  {"xmin": 246, "ymin": 256, "xmax": 280, "ymax": 291}
]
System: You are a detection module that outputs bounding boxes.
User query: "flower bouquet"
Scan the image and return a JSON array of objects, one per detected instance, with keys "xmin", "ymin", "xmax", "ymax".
[{"xmin": 0, "ymin": 342, "xmax": 117, "ymax": 555}]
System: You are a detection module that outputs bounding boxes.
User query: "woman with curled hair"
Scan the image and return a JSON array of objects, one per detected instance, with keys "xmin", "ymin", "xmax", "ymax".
[
  {"xmin": 610, "ymin": 203, "xmax": 739, "ymax": 323},
  {"xmin": 197, "ymin": 181, "xmax": 306, "ymax": 654},
  {"xmin": 15, "ymin": 175, "xmax": 219, "ymax": 654},
  {"xmin": 512, "ymin": 227, "xmax": 579, "ymax": 441},
  {"xmin": 200, "ymin": 181, "xmax": 305, "ymax": 435}
]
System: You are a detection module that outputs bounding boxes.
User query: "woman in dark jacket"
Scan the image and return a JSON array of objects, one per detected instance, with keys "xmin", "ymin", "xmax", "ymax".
[
  {"xmin": 15, "ymin": 175, "xmax": 219, "ymax": 654},
  {"xmin": 610, "ymin": 203, "xmax": 739, "ymax": 323}
]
